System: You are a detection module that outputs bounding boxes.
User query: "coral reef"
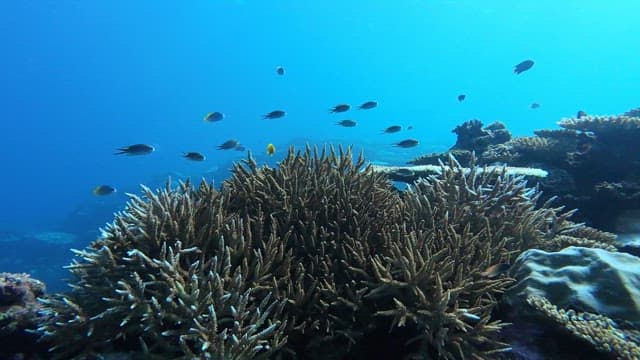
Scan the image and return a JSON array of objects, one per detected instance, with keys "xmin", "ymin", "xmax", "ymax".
[
  {"xmin": 526, "ymin": 295, "xmax": 640, "ymax": 359},
  {"xmin": 451, "ymin": 120, "xmax": 511, "ymax": 154},
  {"xmin": 37, "ymin": 147, "xmax": 613, "ymax": 359},
  {"xmin": 406, "ymin": 108, "xmax": 640, "ymax": 231},
  {"xmin": 0, "ymin": 273, "xmax": 48, "ymax": 356}
]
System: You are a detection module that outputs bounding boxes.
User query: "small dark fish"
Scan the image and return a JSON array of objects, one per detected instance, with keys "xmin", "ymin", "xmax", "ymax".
[
  {"xmin": 393, "ymin": 139, "xmax": 419, "ymax": 148},
  {"xmin": 513, "ymin": 59, "xmax": 534, "ymax": 74},
  {"xmin": 276, "ymin": 66, "xmax": 285, "ymax": 75},
  {"xmin": 235, "ymin": 145, "xmax": 246, "ymax": 151},
  {"xmin": 217, "ymin": 139, "xmax": 239, "ymax": 150},
  {"xmin": 577, "ymin": 110, "xmax": 587, "ymax": 119},
  {"xmin": 263, "ymin": 110, "xmax": 286, "ymax": 119},
  {"xmin": 336, "ymin": 120, "xmax": 356, "ymax": 127},
  {"xmin": 93, "ymin": 185, "xmax": 116, "ymax": 196},
  {"xmin": 114, "ymin": 144, "xmax": 155, "ymax": 155},
  {"xmin": 457, "ymin": 94, "xmax": 466, "ymax": 102},
  {"xmin": 382, "ymin": 125, "xmax": 401, "ymax": 134},
  {"xmin": 530, "ymin": 103, "xmax": 540, "ymax": 109},
  {"xmin": 183, "ymin": 152, "xmax": 206, "ymax": 161},
  {"xmin": 358, "ymin": 101, "xmax": 377, "ymax": 110},
  {"xmin": 329, "ymin": 104, "xmax": 350, "ymax": 113},
  {"xmin": 203, "ymin": 112, "xmax": 224, "ymax": 122},
  {"xmin": 480, "ymin": 263, "xmax": 511, "ymax": 278},
  {"xmin": 407, "ymin": 125, "xmax": 413, "ymax": 130},
  {"xmin": 394, "ymin": 168, "xmax": 415, "ymax": 177}
]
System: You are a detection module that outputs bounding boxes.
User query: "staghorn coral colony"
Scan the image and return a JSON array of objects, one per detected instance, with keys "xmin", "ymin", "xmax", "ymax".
[{"xmin": 35, "ymin": 146, "xmax": 621, "ymax": 359}]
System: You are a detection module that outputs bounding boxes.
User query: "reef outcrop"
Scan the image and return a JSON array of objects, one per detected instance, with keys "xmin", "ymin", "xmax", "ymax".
[
  {"xmin": 0, "ymin": 272, "xmax": 48, "ymax": 357},
  {"xmin": 405, "ymin": 108, "xmax": 640, "ymax": 232}
]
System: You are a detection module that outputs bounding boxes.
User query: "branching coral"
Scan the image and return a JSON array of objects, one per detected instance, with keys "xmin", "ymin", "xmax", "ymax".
[
  {"xmin": 38, "ymin": 181, "xmax": 288, "ymax": 359},
  {"xmin": 526, "ymin": 295, "xmax": 640, "ymax": 359},
  {"xmin": 38, "ymin": 147, "xmax": 613, "ymax": 359}
]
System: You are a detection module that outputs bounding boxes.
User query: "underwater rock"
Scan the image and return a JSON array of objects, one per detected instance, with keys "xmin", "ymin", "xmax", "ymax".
[
  {"xmin": 505, "ymin": 246, "xmax": 640, "ymax": 327},
  {"xmin": 450, "ymin": 119, "xmax": 511, "ymax": 154},
  {"xmin": 0, "ymin": 273, "xmax": 49, "ymax": 357}
]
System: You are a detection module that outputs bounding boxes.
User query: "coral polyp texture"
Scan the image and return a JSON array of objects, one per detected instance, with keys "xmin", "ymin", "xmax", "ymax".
[{"xmin": 38, "ymin": 146, "xmax": 613, "ymax": 359}]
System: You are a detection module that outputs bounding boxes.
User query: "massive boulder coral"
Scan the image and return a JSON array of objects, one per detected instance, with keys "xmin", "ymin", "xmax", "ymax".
[{"xmin": 38, "ymin": 146, "xmax": 611, "ymax": 359}]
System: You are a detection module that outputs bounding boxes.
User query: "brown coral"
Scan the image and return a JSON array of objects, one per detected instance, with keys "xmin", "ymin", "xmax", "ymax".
[
  {"xmin": 38, "ymin": 147, "xmax": 610, "ymax": 359},
  {"xmin": 526, "ymin": 295, "xmax": 640, "ymax": 359}
]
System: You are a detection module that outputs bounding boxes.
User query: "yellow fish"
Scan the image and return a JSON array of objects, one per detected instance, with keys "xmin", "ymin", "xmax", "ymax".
[{"xmin": 266, "ymin": 143, "xmax": 276, "ymax": 156}]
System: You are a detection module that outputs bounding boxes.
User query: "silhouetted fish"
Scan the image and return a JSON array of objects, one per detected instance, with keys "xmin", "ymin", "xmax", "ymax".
[
  {"xmin": 276, "ymin": 66, "xmax": 285, "ymax": 75},
  {"xmin": 329, "ymin": 104, "xmax": 350, "ymax": 113},
  {"xmin": 530, "ymin": 103, "xmax": 540, "ymax": 109},
  {"xmin": 577, "ymin": 110, "xmax": 587, "ymax": 119},
  {"xmin": 183, "ymin": 152, "xmax": 206, "ymax": 161},
  {"xmin": 394, "ymin": 168, "xmax": 414, "ymax": 177},
  {"xmin": 393, "ymin": 139, "xmax": 419, "ymax": 148},
  {"xmin": 358, "ymin": 101, "xmax": 377, "ymax": 110},
  {"xmin": 114, "ymin": 144, "xmax": 155, "ymax": 155},
  {"xmin": 93, "ymin": 185, "xmax": 116, "ymax": 196},
  {"xmin": 203, "ymin": 112, "xmax": 224, "ymax": 122},
  {"xmin": 336, "ymin": 120, "xmax": 356, "ymax": 127},
  {"xmin": 217, "ymin": 139, "xmax": 239, "ymax": 150},
  {"xmin": 514, "ymin": 59, "xmax": 534, "ymax": 74},
  {"xmin": 382, "ymin": 125, "xmax": 401, "ymax": 134},
  {"xmin": 263, "ymin": 110, "xmax": 286, "ymax": 119},
  {"xmin": 457, "ymin": 94, "xmax": 466, "ymax": 102}
]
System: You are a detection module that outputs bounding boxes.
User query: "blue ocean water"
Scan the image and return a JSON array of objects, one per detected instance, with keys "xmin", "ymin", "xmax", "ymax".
[{"xmin": 0, "ymin": 1, "xmax": 638, "ymax": 292}]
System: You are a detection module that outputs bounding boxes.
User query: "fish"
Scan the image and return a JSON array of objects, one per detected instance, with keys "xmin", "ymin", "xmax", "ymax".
[
  {"xmin": 513, "ymin": 59, "xmax": 534, "ymax": 74},
  {"xmin": 93, "ymin": 185, "xmax": 116, "ymax": 196},
  {"xmin": 382, "ymin": 125, "xmax": 401, "ymax": 134},
  {"xmin": 329, "ymin": 104, "xmax": 350, "ymax": 113},
  {"xmin": 183, "ymin": 152, "xmax": 206, "ymax": 161},
  {"xmin": 358, "ymin": 101, "xmax": 378, "ymax": 110},
  {"xmin": 393, "ymin": 139, "xmax": 419, "ymax": 148},
  {"xmin": 217, "ymin": 139, "xmax": 239, "ymax": 150},
  {"xmin": 235, "ymin": 145, "xmax": 246, "ymax": 151},
  {"xmin": 114, "ymin": 144, "xmax": 155, "ymax": 155},
  {"xmin": 457, "ymin": 94, "xmax": 466, "ymax": 102},
  {"xmin": 203, "ymin": 112, "xmax": 224, "ymax": 122},
  {"xmin": 577, "ymin": 110, "xmax": 587, "ymax": 119},
  {"xmin": 336, "ymin": 120, "xmax": 357, "ymax": 127},
  {"xmin": 276, "ymin": 66, "xmax": 285, "ymax": 75},
  {"xmin": 266, "ymin": 143, "xmax": 276, "ymax": 156},
  {"xmin": 530, "ymin": 103, "xmax": 540, "ymax": 109},
  {"xmin": 480, "ymin": 263, "xmax": 511, "ymax": 278},
  {"xmin": 407, "ymin": 125, "xmax": 414, "ymax": 130},
  {"xmin": 394, "ymin": 168, "xmax": 415, "ymax": 177},
  {"xmin": 263, "ymin": 110, "xmax": 286, "ymax": 119}
]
